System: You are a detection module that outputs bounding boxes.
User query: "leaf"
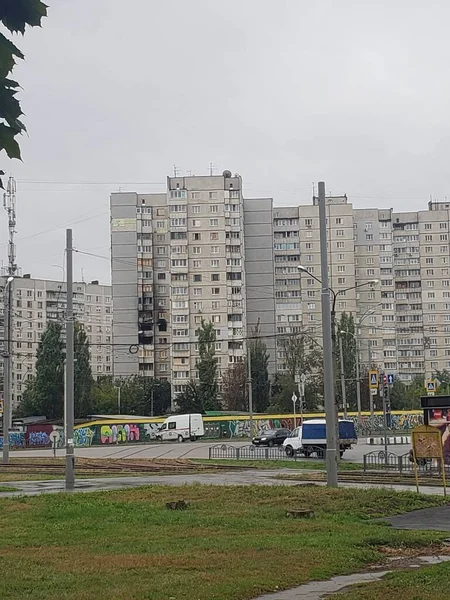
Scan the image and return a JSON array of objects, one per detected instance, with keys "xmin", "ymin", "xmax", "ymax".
[
  {"xmin": 0, "ymin": 123, "xmax": 22, "ymax": 159},
  {"xmin": 0, "ymin": 0, "xmax": 48, "ymax": 34},
  {"xmin": 0, "ymin": 86, "xmax": 24, "ymax": 125},
  {"xmin": 4, "ymin": 78, "xmax": 20, "ymax": 89}
]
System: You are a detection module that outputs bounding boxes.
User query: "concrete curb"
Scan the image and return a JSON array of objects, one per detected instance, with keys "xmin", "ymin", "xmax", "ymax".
[{"xmin": 366, "ymin": 436, "xmax": 411, "ymax": 445}]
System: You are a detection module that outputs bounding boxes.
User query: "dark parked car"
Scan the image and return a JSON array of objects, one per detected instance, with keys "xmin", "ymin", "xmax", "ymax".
[{"xmin": 252, "ymin": 428, "xmax": 291, "ymax": 447}]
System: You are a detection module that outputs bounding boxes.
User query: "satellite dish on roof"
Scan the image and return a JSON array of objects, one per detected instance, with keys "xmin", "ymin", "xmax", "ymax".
[{"xmin": 222, "ymin": 170, "xmax": 232, "ymax": 178}]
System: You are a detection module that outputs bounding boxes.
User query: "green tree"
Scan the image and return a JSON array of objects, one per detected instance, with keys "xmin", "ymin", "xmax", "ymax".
[
  {"xmin": 197, "ymin": 320, "xmax": 219, "ymax": 411},
  {"xmin": 0, "ymin": 1, "xmax": 47, "ymax": 186},
  {"xmin": 221, "ymin": 362, "xmax": 247, "ymax": 412},
  {"xmin": 336, "ymin": 313, "xmax": 357, "ymax": 411},
  {"xmin": 175, "ymin": 380, "xmax": 203, "ymax": 414},
  {"xmin": 90, "ymin": 376, "xmax": 118, "ymax": 414},
  {"xmin": 74, "ymin": 322, "xmax": 93, "ymax": 418},
  {"xmin": 17, "ymin": 322, "xmax": 64, "ymax": 418},
  {"xmin": 113, "ymin": 376, "xmax": 171, "ymax": 416},
  {"xmin": 249, "ymin": 322, "xmax": 270, "ymax": 412}
]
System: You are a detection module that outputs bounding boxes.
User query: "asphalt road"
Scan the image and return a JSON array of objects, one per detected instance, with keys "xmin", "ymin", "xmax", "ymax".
[{"xmin": 11, "ymin": 439, "xmax": 412, "ymax": 463}]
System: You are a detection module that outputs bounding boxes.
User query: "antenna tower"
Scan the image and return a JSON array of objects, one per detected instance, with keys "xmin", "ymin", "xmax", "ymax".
[{"xmin": 3, "ymin": 176, "xmax": 17, "ymax": 276}]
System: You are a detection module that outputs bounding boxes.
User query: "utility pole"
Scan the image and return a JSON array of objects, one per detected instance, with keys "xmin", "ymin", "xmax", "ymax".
[
  {"xmin": 318, "ymin": 181, "xmax": 338, "ymax": 487},
  {"xmin": 355, "ymin": 339, "xmax": 362, "ymax": 424},
  {"xmin": 65, "ymin": 229, "xmax": 75, "ymax": 490},
  {"xmin": 2, "ymin": 277, "xmax": 13, "ymax": 464},
  {"xmin": 338, "ymin": 335, "xmax": 347, "ymax": 419},
  {"xmin": 368, "ymin": 343, "xmax": 374, "ymax": 417},
  {"xmin": 247, "ymin": 343, "xmax": 254, "ymax": 438}
]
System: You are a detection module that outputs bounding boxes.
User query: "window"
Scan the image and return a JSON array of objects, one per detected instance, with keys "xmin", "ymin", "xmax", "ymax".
[
  {"xmin": 209, "ymin": 191, "xmax": 217, "ymax": 199},
  {"xmin": 210, "ymin": 218, "xmax": 219, "ymax": 227},
  {"xmin": 210, "ymin": 232, "xmax": 218, "ymax": 240},
  {"xmin": 336, "ymin": 230, "xmax": 344, "ymax": 237},
  {"xmin": 210, "ymin": 205, "xmax": 218, "ymax": 213},
  {"xmin": 193, "ymin": 288, "xmax": 202, "ymax": 296},
  {"xmin": 156, "ymin": 247, "xmax": 166, "ymax": 255},
  {"xmin": 366, "ymin": 234, "xmax": 373, "ymax": 240},
  {"xmin": 192, "ymin": 247, "xmax": 201, "ymax": 254},
  {"xmin": 335, "ymin": 217, "xmax": 343, "ymax": 225},
  {"xmin": 211, "ymin": 259, "xmax": 219, "ymax": 267},
  {"xmin": 192, "ymin": 220, "xmax": 201, "ymax": 227},
  {"xmin": 305, "ymin": 218, "xmax": 313, "ymax": 227},
  {"xmin": 336, "ymin": 241, "xmax": 344, "ymax": 249},
  {"xmin": 193, "ymin": 274, "xmax": 202, "ymax": 282},
  {"xmin": 211, "ymin": 287, "xmax": 220, "ymax": 295},
  {"xmin": 424, "ymin": 223, "xmax": 432, "ymax": 230},
  {"xmin": 338, "ymin": 277, "xmax": 346, "ymax": 284},
  {"xmin": 193, "ymin": 301, "xmax": 203, "ymax": 310},
  {"xmin": 191, "ymin": 192, "xmax": 200, "ymax": 200},
  {"xmin": 212, "ymin": 301, "xmax": 220, "ymax": 309},
  {"xmin": 170, "ymin": 189, "xmax": 186, "ymax": 199},
  {"xmin": 193, "ymin": 260, "xmax": 202, "ymax": 268},
  {"xmin": 157, "ymin": 273, "xmax": 166, "ymax": 280},
  {"xmin": 192, "ymin": 205, "xmax": 200, "ymax": 213},
  {"xmin": 211, "ymin": 246, "xmax": 219, "ymax": 254},
  {"xmin": 211, "ymin": 273, "xmax": 220, "ymax": 281}
]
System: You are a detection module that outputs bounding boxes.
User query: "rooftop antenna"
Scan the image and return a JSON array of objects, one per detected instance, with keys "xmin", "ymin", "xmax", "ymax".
[
  {"xmin": 209, "ymin": 162, "xmax": 216, "ymax": 176},
  {"xmin": 3, "ymin": 176, "xmax": 17, "ymax": 276},
  {"xmin": 173, "ymin": 164, "xmax": 180, "ymax": 177},
  {"xmin": 81, "ymin": 267, "xmax": 85, "ymax": 283},
  {"xmin": 312, "ymin": 182, "xmax": 316, "ymax": 201}
]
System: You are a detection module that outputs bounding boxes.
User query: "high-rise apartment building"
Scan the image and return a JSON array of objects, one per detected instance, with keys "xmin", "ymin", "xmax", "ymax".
[
  {"xmin": 0, "ymin": 276, "xmax": 112, "ymax": 408},
  {"xmin": 110, "ymin": 172, "xmax": 277, "ymax": 400},
  {"xmin": 111, "ymin": 170, "xmax": 450, "ymax": 390}
]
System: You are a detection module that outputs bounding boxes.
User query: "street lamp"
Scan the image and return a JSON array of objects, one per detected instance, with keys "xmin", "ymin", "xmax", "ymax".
[
  {"xmin": 2, "ymin": 276, "xmax": 14, "ymax": 464},
  {"xmin": 298, "ymin": 265, "xmax": 378, "ymax": 338}
]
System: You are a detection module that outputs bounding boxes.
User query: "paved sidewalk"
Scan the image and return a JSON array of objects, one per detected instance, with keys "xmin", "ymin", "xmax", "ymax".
[
  {"xmin": 388, "ymin": 506, "xmax": 450, "ymax": 531},
  {"xmin": 0, "ymin": 469, "xmax": 447, "ymax": 498}
]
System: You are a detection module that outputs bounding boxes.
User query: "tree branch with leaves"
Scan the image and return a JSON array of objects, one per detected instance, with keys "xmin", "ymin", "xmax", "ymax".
[{"xmin": 0, "ymin": 0, "xmax": 47, "ymax": 186}]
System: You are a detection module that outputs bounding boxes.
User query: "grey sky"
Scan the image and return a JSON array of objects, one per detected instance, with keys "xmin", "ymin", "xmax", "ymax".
[{"xmin": 1, "ymin": 0, "xmax": 450, "ymax": 283}]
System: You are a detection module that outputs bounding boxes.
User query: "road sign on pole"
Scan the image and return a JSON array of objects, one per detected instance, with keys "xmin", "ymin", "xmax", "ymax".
[
  {"xmin": 425, "ymin": 380, "xmax": 436, "ymax": 396},
  {"xmin": 369, "ymin": 370, "xmax": 378, "ymax": 389}
]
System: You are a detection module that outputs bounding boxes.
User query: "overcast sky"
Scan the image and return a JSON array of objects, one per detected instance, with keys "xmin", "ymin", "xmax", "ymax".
[{"xmin": 1, "ymin": 0, "xmax": 450, "ymax": 284}]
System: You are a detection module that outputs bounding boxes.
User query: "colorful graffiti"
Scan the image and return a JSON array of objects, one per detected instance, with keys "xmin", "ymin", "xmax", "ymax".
[
  {"xmin": 74, "ymin": 427, "xmax": 94, "ymax": 447},
  {"xmin": 70, "ymin": 411, "xmax": 423, "ymax": 447},
  {"xmin": 0, "ymin": 432, "xmax": 26, "ymax": 448},
  {"xmin": 26, "ymin": 424, "xmax": 64, "ymax": 448}
]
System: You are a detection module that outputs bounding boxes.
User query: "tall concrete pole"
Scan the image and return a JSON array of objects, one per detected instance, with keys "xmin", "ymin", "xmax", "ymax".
[
  {"xmin": 338, "ymin": 335, "xmax": 347, "ymax": 419},
  {"xmin": 247, "ymin": 343, "xmax": 254, "ymax": 438},
  {"xmin": 355, "ymin": 338, "xmax": 362, "ymax": 424},
  {"xmin": 318, "ymin": 182, "xmax": 338, "ymax": 487},
  {"xmin": 2, "ymin": 277, "xmax": 13, "ymax": 463},
  {"xmin": 65, "ymin": 229, "xmax": 75, "ymax": 490}
]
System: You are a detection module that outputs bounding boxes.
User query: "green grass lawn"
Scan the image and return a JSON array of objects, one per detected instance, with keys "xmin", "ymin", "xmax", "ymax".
[
  {"xmin": 0, "ymin": 485, "xmax": 448, "ymax": 600},
  {"xmin": 333, "ymin": 561, "xmax": 450, "ymax": 599},
  {"xmin": 0, "ymin": 485, "xmax": 17, "ymax": 492}
]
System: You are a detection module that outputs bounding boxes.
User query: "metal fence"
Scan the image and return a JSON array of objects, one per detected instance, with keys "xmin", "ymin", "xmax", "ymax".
[
  {"xmin": 363, "ymin": 450, "xmax": 450, "ymax": 475},
  {"xmin": 208, "ymin": 443, "xmax": 326, "ymax": 461}
]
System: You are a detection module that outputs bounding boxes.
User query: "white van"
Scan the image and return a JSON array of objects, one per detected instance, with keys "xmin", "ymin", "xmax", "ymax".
[{"xmin": 156, "ymin": 414, "xmax": 205, "ymax": 442}]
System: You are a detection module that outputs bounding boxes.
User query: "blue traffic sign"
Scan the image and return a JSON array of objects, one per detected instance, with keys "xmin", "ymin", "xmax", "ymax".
[{"xmin": 387, "ymin": 374, "xmax": 394, "ymax": 385}]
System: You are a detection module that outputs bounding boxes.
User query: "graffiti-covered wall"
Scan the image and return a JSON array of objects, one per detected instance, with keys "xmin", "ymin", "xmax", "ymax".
[
  {"xmin": 0, "ymin": 424, "xmax": 64, "ymax": 449},
  {"xmin": 66, "ymin": 411, "xmax": 423, "ymax": 447}
]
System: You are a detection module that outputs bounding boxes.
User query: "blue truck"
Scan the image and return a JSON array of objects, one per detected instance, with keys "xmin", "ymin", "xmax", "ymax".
[{"xmin": 283, "ymin": 418, "xmax": 357, "ymax": 458}]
